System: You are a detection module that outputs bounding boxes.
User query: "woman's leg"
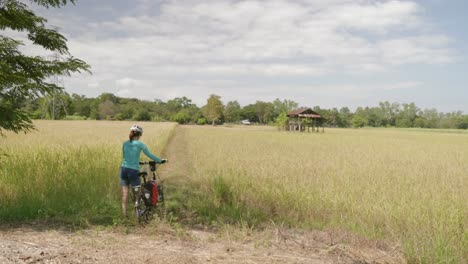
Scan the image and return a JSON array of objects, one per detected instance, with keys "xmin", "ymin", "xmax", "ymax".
[
  {"xmin": 128, "ymin": 168, "xmax": 142, "ymax": 205},
  {"xmin": 120, "ymin": 167, "xmax": 130, "ymax": 216},
  {"xmin": 122, "ymin": 185, "xmax": 129, "ymax": 216}
]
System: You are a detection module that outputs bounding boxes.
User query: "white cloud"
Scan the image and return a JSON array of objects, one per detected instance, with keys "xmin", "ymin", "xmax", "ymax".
[
  {"xmin": 87, "ymin": 82, "xmax": 99, "ymax": 88},
  {"xmin": 116, "ymin": 78, "xmax": 138, "ymax": 88},
  {"xmin": 63, "ymin": 0, "xmax": 452, "ymax": 76},
  {"xmin": 379, "ymin": 35, "xmax": 453, "ymax": 65},
  {"xmin": 319, "ymin": 1, "xmax": 422, "ymax": 33},
  {"xmin": 6, "ymin": 0, "xmax": 457, "ymax": 108},
  {"xmin": 116, "ymin": 89, "xmax": 130, "ymax": 97}
]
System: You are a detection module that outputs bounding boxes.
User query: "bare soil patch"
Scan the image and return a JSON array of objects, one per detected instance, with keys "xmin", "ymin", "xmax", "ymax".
[{"xmin": 0, "ymin": 224, "xmax": 404, "ymax": 264}]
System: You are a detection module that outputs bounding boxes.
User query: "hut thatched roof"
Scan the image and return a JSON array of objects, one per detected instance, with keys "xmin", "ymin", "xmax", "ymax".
[{"xmin": 287, "ymin": 108, "xmax": 321, "ymax": 119}]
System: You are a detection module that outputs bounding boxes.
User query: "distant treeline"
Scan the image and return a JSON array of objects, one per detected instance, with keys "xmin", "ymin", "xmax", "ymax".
[{"xmin": 22, "ymin": 92, "xmax": 468, "ymax": 129}]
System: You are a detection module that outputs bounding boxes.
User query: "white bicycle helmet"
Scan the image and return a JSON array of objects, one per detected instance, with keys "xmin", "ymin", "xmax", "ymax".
[{"xmin": 130, "ymin": 125, "xmax": 143, "ymax": 135}]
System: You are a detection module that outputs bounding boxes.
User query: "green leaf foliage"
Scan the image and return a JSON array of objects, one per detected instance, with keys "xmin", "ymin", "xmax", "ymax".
[
  {"xmin": 15, "ymin": 91, "xmax": 468, "ymax": 130},
  {"xmin": 0, "ymin": 0, "xmax": 90, "ymax": 134},
  {"xmin": 203, "ymin": 94, "xmax": 223, "ymax": 126}
]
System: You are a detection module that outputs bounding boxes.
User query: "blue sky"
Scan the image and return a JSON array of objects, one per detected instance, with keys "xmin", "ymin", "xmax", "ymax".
[{"xmin": 25, "ymin": 0, "xmax": 468, "ymax": 112}]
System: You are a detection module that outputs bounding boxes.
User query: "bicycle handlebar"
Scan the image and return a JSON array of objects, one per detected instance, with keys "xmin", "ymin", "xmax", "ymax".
[
  {"xmin": 139, "ymin": 160, "xmax": 167, "ymax": 174},
  {"xmin": 139, "ymin": 160, "xmax": 168, "ymax": 165}
]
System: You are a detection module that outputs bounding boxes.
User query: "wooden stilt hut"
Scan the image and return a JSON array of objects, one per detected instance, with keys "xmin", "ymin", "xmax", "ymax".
[{"xmin": 287, "ymin": 108, "xmax": 323, "ymax": 132}]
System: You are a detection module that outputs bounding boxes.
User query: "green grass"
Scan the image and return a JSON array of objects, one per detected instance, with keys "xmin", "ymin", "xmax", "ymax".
[{"xmin": 0, "ymin": 120, "xmax": 176, "ymax": 225}]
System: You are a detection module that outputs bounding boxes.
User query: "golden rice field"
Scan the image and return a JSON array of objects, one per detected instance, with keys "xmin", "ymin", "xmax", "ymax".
[
  {"xmin": 176, "ymin": 126, "xmax": 467, "ymax": 264},
  {"xmin": 0, "ymin": 121, "xmax": 467, "ymax": 263},
  {"xmin": 0, "ymin": 120, "xmax": 176, "ymax": 224}
]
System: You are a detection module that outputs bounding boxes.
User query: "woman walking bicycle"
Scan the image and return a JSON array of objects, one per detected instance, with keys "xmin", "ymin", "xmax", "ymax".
[{"xmin": 120, "ymin": 125, "xmax": 167, "ymax": 216}]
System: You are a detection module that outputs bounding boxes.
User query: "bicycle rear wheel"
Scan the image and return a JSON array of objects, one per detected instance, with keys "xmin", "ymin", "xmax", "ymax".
[
  {"xmin": 135, "ymin": 197, "xmax": 150, "ymax": 224},
  {"xmin": 128, "ymin": 187, "xmax": 144, "ymax": 224}
]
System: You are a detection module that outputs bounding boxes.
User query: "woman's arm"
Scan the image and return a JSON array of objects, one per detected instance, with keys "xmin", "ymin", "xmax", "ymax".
[{"xmin": 141, "ymin": 143, "xmax": 162, "ymax": 162}]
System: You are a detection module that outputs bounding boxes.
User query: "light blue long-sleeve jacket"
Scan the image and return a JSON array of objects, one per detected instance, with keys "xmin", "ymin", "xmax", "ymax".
[{"xmin": 121, "ymin": 140, "xmax": 162, "ymax": 171}]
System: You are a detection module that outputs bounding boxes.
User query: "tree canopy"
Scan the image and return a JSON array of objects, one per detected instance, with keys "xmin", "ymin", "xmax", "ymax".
[
  {"xmin": 203, "ymin": 94, "xmax": 224, "ymax": 126},
  {"xmin": 18, "ymin": 91, "xmax": 468, "ymax": 130},
  {"xmin": 0, "ymin": 0, "xmax": 90, "ymax": 134}
]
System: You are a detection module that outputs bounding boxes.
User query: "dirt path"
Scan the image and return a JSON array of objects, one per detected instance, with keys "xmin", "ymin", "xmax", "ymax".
[
  {"xmin": 0, "ymin": 224, "xmax": 404, "ymax": 264},
  {"xmin": 0, "ymin": 126, "xmax": 405, "ymax": 264}
]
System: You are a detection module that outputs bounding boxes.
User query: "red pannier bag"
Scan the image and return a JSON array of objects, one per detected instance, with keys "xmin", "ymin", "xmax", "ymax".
[{"xmin": 143, "ymin": 181, "xmax": 158, "ymax": 206}]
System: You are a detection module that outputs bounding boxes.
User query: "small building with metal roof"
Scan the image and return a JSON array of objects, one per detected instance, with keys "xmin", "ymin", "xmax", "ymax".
[{"xmin": 286, "ymin": 108, "xmax": 324, "ymax": 132}]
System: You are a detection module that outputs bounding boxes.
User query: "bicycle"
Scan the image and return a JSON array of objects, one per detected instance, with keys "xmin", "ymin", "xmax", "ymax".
[{"xmin": 130, "ymin": 160, "xmax": 167, "ymax": 224}]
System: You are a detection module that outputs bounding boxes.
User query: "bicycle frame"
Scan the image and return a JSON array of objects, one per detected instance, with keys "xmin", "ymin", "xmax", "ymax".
[
  {"xmin": 139, "ymin": 161, "xmax": 159, "ymax": 183},
  {"xmin": 131, "ymin": 161, "xmax": 165, "ymax": 223}
]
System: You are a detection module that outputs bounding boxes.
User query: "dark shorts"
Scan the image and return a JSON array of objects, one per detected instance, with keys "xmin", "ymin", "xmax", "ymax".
[{"xmin": 120, "ymin": 167, "xmax": 141, "ymax": 187}]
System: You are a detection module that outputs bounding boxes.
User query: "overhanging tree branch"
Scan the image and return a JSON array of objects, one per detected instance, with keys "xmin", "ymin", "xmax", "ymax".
[{"xmin": 0, "ymin": 0, "xmax": 91, "ymax": 134}]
